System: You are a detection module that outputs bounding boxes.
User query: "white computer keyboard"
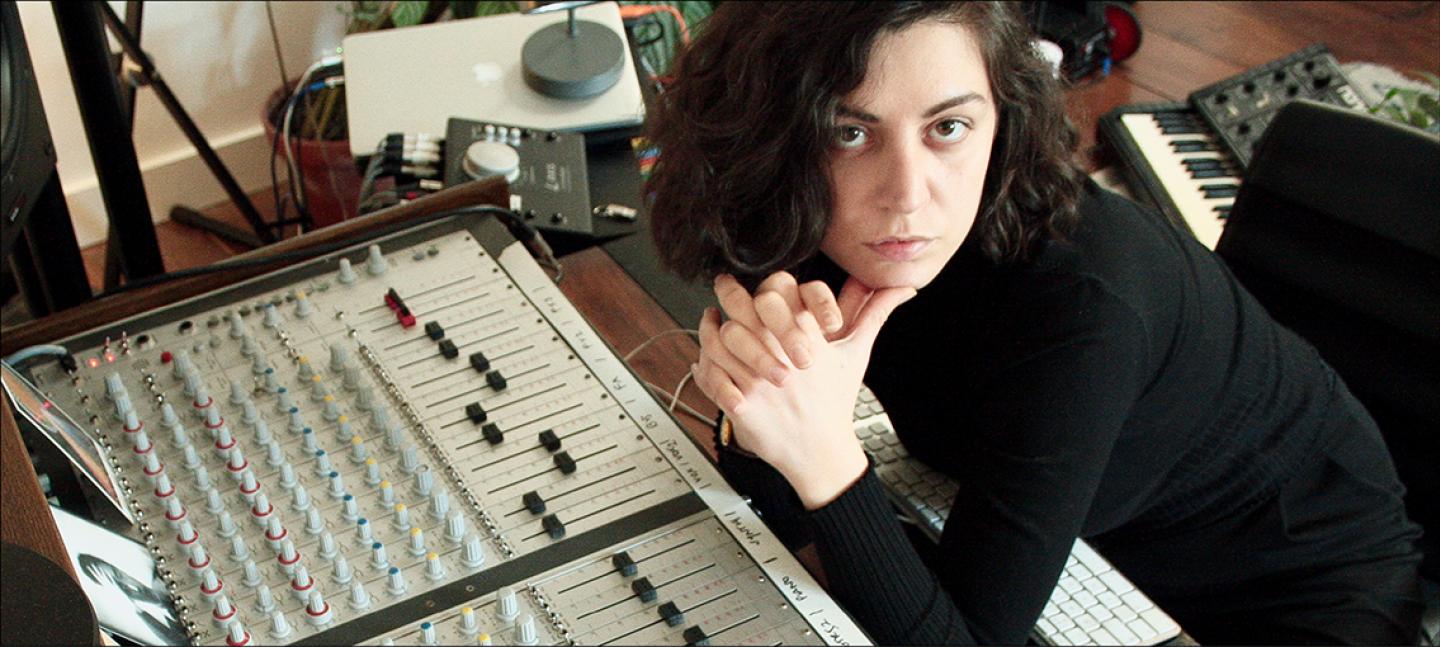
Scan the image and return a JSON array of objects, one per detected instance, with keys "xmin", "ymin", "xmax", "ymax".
[{"xmin": 853, "ymin": 387, "xmax": 1183, "ymax": 646}]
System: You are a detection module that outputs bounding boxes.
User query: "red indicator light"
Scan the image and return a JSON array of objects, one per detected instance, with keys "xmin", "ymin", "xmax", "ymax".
[
  {"xmin": 160, "ymin": 351, "xmax": 174, "ymax": 364},
  {"xmin": 87, "ymin": 357, "xmax": 102, "ymax": 369},
  {"xmin": 104, "ymin": 352, "xmax": 116, "ymax": 363},
  {"xmin": 42, "ymin": 401, "xmax": 53, "ymax": 410}
]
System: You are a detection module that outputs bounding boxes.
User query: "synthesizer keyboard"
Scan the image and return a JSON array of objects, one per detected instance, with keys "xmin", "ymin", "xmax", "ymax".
[
  {"xmin": 1098, "ymin": 102, "xmax": 1240, "ymax": 250},
  {"xmin": 853, "ymin": 387, "xmax": 1183, "ymax": 647}
]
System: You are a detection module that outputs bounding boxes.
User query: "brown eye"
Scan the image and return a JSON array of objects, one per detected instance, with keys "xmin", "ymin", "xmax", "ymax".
[
  {"xmin": 833, "ymin": 125, "xmax": 869, "ymax": 149},
  {"xmin": 930, "ymin": 119, "xmax": 970, "ymax": 143}
]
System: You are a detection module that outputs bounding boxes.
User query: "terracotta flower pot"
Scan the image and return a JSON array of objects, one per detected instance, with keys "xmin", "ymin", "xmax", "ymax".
[{"xmin": 262, "ymin": 83, "xmax": 362, "ymax": 230}]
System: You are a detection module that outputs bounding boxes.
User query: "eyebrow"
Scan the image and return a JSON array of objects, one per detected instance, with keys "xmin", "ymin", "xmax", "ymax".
[{"xmin": 836, "ymin": 92, "xmax": 988, "ymax": 123}]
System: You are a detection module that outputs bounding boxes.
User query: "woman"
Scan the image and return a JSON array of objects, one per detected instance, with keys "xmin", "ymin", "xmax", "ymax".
[{"xmin": 645, "ymin": 2, "xmax": 1424, "ymax": 645}]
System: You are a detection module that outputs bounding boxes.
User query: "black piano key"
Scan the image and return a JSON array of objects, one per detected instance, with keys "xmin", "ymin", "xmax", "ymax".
[
  {"xmin": 1160, "ymin": 124, "xmax": 1206, "ymax": 135},
  {"xmin": 1191, "ymin": 168, "xmax": 1235, "ymax": 179},
  {"xmin": 1202, "ymin": 187, "xmax": 1239, "ymax": 199},
  {"xmin": 1199, "ymin": 183, "xmax": 1240, "ymax": 191},
  {"xmin": 1171, "ymin": 140, "xmax": 1217, "ymax": 153},
  {"xmin": 1214, "ymin": 205, "xmax": 1233, "ymax": 219},
  {"xmin": 1181, "ymin": 158, "xmax": 1224, "ymax": 170}
]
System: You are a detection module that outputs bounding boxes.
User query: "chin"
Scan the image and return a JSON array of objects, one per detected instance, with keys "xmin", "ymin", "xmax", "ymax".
[{"xmin": 850, "ymin": 261, "xmax": 943, "ymax": 291}]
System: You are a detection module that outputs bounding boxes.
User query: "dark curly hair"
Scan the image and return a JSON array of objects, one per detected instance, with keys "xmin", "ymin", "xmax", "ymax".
[{"xmin": 645, "ymin": 1, "xmax": 1084, "ymax": 284}]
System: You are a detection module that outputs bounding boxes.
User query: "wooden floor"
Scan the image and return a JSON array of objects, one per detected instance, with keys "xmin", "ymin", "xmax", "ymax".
[{"xmin": 74, "ymin": 1, "xmax": 1439, "ymax": 292}]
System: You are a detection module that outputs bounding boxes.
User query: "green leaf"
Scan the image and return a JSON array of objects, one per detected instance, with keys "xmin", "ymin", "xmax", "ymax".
[
  {"xmin": 392, "ymin": 0, "xmax": 429, "ymax": 27},
  {"xmin": 1418, "ymin": 93, "xmax": 1439, "ymax": 120},
  {"xmin": 472, "ymin": 1, "xmax": 519, "ymax": 16}
]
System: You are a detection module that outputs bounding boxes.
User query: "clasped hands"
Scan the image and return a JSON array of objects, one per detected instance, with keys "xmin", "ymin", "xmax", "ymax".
[{"xmin": 691, "ymin": 272, "xmax": 916, "ymax": 509}]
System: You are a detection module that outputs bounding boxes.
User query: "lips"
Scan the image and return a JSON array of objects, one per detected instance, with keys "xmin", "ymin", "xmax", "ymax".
[{"xmin": 864, "ymin": 237, "xmax": 933, "ymax": 261}]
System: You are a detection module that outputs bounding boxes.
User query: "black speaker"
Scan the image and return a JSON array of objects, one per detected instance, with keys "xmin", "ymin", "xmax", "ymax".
[{"xmin": 1, "ymin": 1, "xmax": 58, "ymax": 261}]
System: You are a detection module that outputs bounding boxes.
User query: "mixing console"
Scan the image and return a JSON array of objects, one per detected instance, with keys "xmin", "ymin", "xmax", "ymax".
[{"xmin": 20, "ymin": 215, "xmax": 866, "ymax": 646}]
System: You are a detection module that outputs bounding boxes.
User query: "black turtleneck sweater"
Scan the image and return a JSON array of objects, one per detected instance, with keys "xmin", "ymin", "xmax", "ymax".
[{"xmin": 716, "ymin": 184, "xmax": 1421, "ymax": 645}]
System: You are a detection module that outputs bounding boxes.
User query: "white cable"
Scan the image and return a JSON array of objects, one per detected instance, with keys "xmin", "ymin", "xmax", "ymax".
[
  {"xmin": 623, "ymin": 328, "xmax": 699, "ymax": 362},
  {"xmin": 3, "ymin": 344, "xmax": 69, "ymax": 367},
  {"xmin": 283, "ymin": 56, "xmax": 342, "ymax": 211}
]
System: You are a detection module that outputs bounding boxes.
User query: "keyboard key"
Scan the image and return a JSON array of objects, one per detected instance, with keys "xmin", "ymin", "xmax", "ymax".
[
  {"xmin": 1114, "ymin": 605, "xmax": 1138, "ymax": 623},
  {"xmin": 1099, "ymin": 571, "xmax": 1136, "ymax": 595},
  {"xmin": 1140, "ymin": 608, "xmax": 1180, "ymax": 637},
  {"xmin": 1075, "ymin": 613, "xmax": 1101, "ymax": 632},
  {"xmin": 1104, "ymin": 619, "xmax": 1139, "ymax": 644},
  {"xmin": 1050, "ymin": 612, "xmax": 1076, "ymax": 631},
  {"xmin": 1098, "ymin": 591, "xmax": 1123, "ymax": 610},
  {"xmin": 1073, "ymin": 590, "xmax": 1098, "ymax": 610},
  {"xmin": 864, "ymin": 437, "xmax": 885, "ymax": 452},
  {"xmin": 1071, "ymin": 541, "xmax": 1112, "ymax": 575},
  {"xmin": 1089, "ymin": 604, "xmax": 1114, "ymax": 623},
  {"xmin": 1121, "ymin": 590, "xmax": 1154, "ymax": 612},
  {"xmin": 1035, "ymin": 618, "xmax": 1057, "ymax": 638},
  {"xmin": 1060, "ymin": 578, "xmax": 1084, "ymax": 595},
  {"xmin": 1050, "ymin": 588, "xmax": 1069, "ymax": 604},
  {"xmin": 1082, "ymin": 576, "xmax": 1111, "ymax": 597},
  {"xmin": 855, "ymin": 425, "xmax": 874, "ymax": 440},
  {"xmin": 876, "ymin": 447, "xmax": 898, "ymax": 464},
  {"xmin": 1063, "ymin": 628, "xmax": 1089, "ymax": 645},
  {"xmin": 868, "ymin": 422, "xmax": 887, "ymax": 435},
  {"xmin": 881, "ymin": 433, "xmax": 901, "ymax": 446},
  {"xmin": 1128, "ymin": 618, "xmax": 1160, "ymax": 643},
  {"xmin": 1090, "ymin": 628, "xmax": 1118, "ymax": 645},
  {"xmin": 1068, "ymin": 563, "xmax": 1092, "ymax": 581},
  {"xmin": 1060, "ymin": 600, "xmax": 1084, "ymax": 618}
]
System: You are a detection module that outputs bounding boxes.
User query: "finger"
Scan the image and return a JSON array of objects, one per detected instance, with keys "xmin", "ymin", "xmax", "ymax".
[
  {"xmin": 699, "ymin": 307, "xmax": 767, "ymax": 391},
  {"xmin": 713, "ymin": 273, "xmax": 763, "ymax": 331},
  {"xmin": 695, "ymin": 313, "xmax": 750, "ymax": 412},
  {"xmin": 843, "ymin": 286, "xmax": 919, "ymax": 349},
  {"xmin": 691, "ymin": 357, "xmax": 745, "ymax": 414},
  {"xmin": 754, "ymin": 290, "xmax": 812, "ymax": 369},
  {"xmin": 721, "ymin": 315, "xmax": 791, "ymax": 385},
  {"xmin": 835, "ymin": 276, "xmax": 876, "ymax": 338},
  {"xmin": 798, "ymin": 281, "xmax": 844, "ymax": 336}
]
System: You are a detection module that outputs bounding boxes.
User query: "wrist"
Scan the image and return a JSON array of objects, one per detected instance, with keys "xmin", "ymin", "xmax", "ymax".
[{"xmin": 783, "ymin": 440, "xmax": 869, "ymax": 511}]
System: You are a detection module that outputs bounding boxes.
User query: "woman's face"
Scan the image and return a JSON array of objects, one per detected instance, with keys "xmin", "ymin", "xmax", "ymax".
[{"xmin": 821, "ymin": 20, "xmax": 998, "ymax": 289}]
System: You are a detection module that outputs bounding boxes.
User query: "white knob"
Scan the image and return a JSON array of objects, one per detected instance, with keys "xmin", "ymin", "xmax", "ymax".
[
  {"xmin": 366, "ymin": 244, "xmax": 387, "ymax": 276},
  {"xmin": 295, "ymin": 291, "xmax": 314, "ymax": 318},
  {"xmin": 331, "ymin": 554, "xmax": 353, "ymax": 584},
  {"xmin": 425, "ymin": 551, "xmax": 446, "ymax": 581},
  {"xmin": 462, "ymin": 141, "xmax": 521, "ymax": 183},
  {"xmin": 495, "ymin": 586, "xmax": 519, "ymax": 624},
  {"xmin": 304, "ymin": 590, "xmax": 333, "ymax": 626},
  {"xmin": 348, "ymin": 580, "xmax": 372, "ymax": 610},
  {"xmin": 268, "ymin": 610, "xmax": 292, "ymax": 639},
  {"xmin": 446, "ymin": 511, "xmax": 465, "ymax": 544},
  {"xmin": 262, "ymin": 304, "xmax": 282, "ymax": 329},
  {"xmin": 517, "ymin": 614, "xmax": 538, "ymax": 646},
  {"xmin": 329, "ymin": 344, "xmax": 349, "ymax": 372},
  {"xmin": 462, "ymin": 534, "xmax": 485, "ymax": 569},
  {"xmin": 229, "ymin": 311, "xmax": 247, "ymax": 339},
  {"xmin": 337, "ymin": 258, "xmax": 358, "ymax": 284},
  {"xmin": 386, "ymin": 565, "xmax": 407, "ymax": 596}
]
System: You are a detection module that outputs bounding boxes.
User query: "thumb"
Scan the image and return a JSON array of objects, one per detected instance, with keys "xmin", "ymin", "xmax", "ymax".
[{"xmin": 842, "ymin": 286, "xmax": 918, "ymax": 350}]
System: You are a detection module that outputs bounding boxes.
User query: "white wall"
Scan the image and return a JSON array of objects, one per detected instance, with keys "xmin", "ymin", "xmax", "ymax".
[{"xmin": 17, "ymin": 0, "xmax": 348, "ymax": 247}]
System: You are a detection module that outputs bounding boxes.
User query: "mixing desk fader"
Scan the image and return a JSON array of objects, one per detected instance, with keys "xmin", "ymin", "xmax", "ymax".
[{"xmin": 19, "ymin": 214, "xmax": 868, "ymax": 646}]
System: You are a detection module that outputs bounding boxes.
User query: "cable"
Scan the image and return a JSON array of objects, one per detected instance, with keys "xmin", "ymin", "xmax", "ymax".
[
  {"xmin": 95, "ymin": 205, "xmax": 553, "ymax": 298},
  {"xmin": 4, "ymin": 344, "xmax": 70, "ymax": 368},
  {"xmin": 623, "ymin": 328, "xmax": 699, "ymax": 362},
  {"xmin": 283, "ymin": 57, "xmax": 343, "ymax": 215}
]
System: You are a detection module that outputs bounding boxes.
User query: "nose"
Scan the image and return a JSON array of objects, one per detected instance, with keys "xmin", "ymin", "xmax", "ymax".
[{"xmin": 880, "ymin": 139, "xmax": 931, "ymax": 215}]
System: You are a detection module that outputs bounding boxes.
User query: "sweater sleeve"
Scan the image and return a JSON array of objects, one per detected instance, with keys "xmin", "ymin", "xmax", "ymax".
[{"xmin": 813, "ymin": 273, "xmax": 1152, "ymax": 645}]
